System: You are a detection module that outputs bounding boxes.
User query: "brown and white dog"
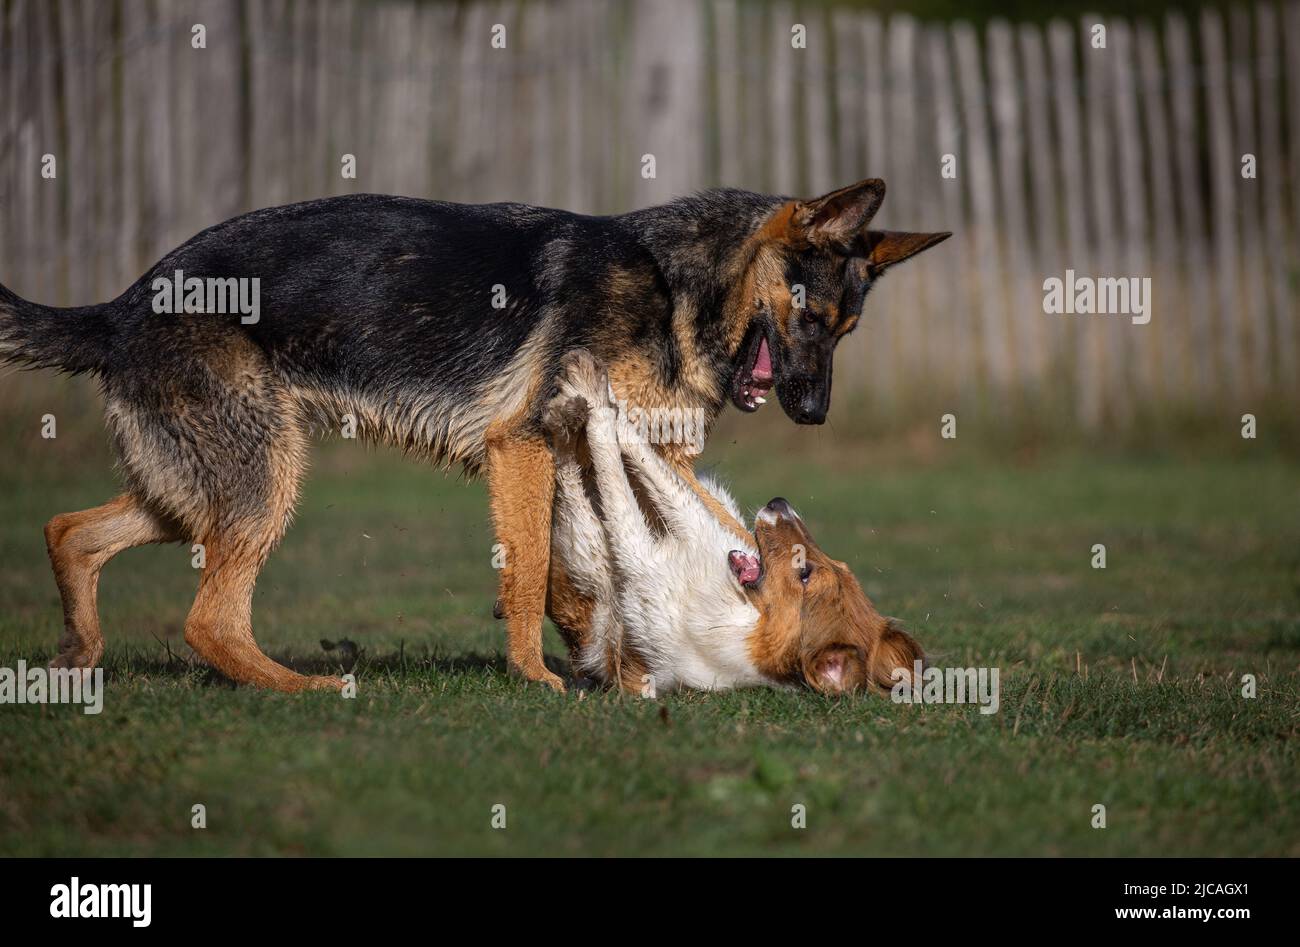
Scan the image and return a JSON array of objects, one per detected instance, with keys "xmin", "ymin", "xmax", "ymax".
[{"xmin": 543, "ymin": 351, "xmax": 922, "ymax": 695}]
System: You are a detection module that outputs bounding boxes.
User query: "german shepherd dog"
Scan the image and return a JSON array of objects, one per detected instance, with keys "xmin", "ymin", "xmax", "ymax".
[{"xmin": 0, "ymin": 178, "xmax": 947, "ymax": 692}]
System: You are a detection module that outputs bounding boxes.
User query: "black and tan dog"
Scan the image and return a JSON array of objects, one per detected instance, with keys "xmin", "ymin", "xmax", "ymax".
[{"xmin": 0, "ymin": 178, "xmax": 947, "ymax": 692}]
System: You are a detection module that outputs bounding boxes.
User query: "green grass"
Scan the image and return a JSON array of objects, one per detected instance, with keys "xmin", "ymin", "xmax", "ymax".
[{"xmin": 0, "ymin": 400, "xmax": 1297, "ymax": 856}]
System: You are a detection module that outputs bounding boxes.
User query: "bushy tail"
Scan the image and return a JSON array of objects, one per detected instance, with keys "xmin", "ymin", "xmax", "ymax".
[{"xmin": 0, "ymin": 282, "xmax": 112, "ymax": 375}]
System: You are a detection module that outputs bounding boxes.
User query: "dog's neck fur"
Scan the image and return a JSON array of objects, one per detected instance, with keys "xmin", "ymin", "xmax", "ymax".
[{"xmin": 617, "ymin": 189, "xmax": 787, "ymax": 407}]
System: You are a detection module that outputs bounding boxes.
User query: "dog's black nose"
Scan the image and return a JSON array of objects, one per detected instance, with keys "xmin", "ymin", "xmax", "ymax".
[
  {"xmin": 765, "ymin": 497, "xmax": 793, "ymax": 518},
  {"xmin": 794, "ymin": 395, "xmax": 827, "ymax": 424}
]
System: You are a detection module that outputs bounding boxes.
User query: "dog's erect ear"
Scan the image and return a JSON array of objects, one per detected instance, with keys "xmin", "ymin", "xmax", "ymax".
[
  {"xmin": 802, "ymin": 643, "xmax": 867, "ymax": 695},
  {"xmin": 789, "ymin": 178, "xmax": 887, "ymax": 250},
  {"xmin": 860, "ymin": 230, "xmax": 952, "ymax": 271}
]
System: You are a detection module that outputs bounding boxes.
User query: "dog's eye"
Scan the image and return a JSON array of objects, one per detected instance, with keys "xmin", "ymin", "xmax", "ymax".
[
  {"xmin": 799, "ymin": 563, "xmax": 814, "ymax": 585},
  {"xmin": 802, "ymin": 310, "xmax": 820, "ymax": 326}
]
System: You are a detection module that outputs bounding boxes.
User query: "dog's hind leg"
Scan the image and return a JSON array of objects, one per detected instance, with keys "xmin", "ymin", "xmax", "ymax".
[
  {"xmin": 542, "ymin": 393, "xmax": 611, "ymax": 603},
  {"xmin": 542, "ymin": 392, "xmax": 616, "ymax": 671},
  {"xmin": 614, "ymin": 435, "xmax": 713, "ymax": 542},
  {"xmin": 175, "ymin": 410, "xmax": 341, "ymax": 692},
  {"xmin": 553, "ymin": 353, "xmax": 656, "ymax": 559},
  {"xmin": 183, "ymin": 529, "xmax": 342, "ymax": 692},
  {"xmin": 45, "ymin": 493, "xmax": 181, "ymax": 669},
  {"xmin": 104, "ymin": 332, "xmax": 340, "ymax": 692}
]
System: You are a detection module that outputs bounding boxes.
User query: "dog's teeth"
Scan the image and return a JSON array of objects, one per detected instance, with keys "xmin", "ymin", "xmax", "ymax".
[{"xmin": 754, "ymin": 396, "xmax": 766, "ymax": 405}]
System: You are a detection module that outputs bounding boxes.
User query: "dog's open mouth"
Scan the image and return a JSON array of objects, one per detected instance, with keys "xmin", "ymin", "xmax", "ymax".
[
  {"xmin": 731, "ymin": 327, "xmax": 775, "ymax": 412},
  {"xmin": 728, "ymin": 550, "xmax": 762, "ymax": 588}
]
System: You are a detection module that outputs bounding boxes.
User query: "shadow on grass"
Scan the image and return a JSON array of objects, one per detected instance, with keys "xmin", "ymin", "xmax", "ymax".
[{"xmin": 18, "ymin": 640, "xmax": 578, "ymax": 689}]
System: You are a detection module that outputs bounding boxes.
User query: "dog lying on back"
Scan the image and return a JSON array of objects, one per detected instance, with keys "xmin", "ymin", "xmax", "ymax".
[{"xmin": 543, "ymin": 350, "xmax": 922, "ymax": 694}]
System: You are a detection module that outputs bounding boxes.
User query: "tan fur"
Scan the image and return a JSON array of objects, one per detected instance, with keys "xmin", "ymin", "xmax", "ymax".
[
  {"xmin": 754, "ymin": 200, "xmax": 801, "ymax": 245},
  {"xmin": 606, "ymin": 351, "xmax": 715, "ymax": 427},
  {"xmin": 728, "ymin": 242, "xmax": 791, "ymax": 354},
  {"xmin": 868, "ymin": 620, "xmax": 925, "ymax": 691},
  {"xmin": 667, "ymin": 297, "xmax": 725, "ymax": 401},
  {"xmin": 745, "ymin": 601, "xmax": 805, "ymax": 681},
  {"xmin": 545, "ymin": 557, "xmax": 595, "ymax": 664},
  {"xmin": 612, "ymin": 644, "xmax": 651, "ymax": 694},
  {"xmin": 747, "ymin": 508, "xmax": 923, "ymax": 694},
  {"xmin": 183, "ymin": 535, "xmax": 342, "ymax": 692},
  {"xmin": 486, "ymin": 416, "xmax": 564, "ymax": 692},
  {"xmin": 46, "ymin": 495, "xmax": 180, "ymax": 669},
  {"xmin": 177, "ymin": 398, "xmax": 343, "ymax": 691}
]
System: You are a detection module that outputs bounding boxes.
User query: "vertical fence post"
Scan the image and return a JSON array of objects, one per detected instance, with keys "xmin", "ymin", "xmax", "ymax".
[
  {"xmin": 989, "ymin": 20, "xmax": 1038, "ymax": 388},
  {"xmin": 1201, "ymin": 9, "xmax": 1241, "ymax": 401},
  {"xmin": 1110, "ymin": 20, "xmax": 1148, "ymax": 414},
  {"xmin": 1135, "ymin": 21, "xmax": 1178, "ymax": 404},
  {"xmin": 768, "ymin": 2, "xmax": 796, "ymax": 195},
  {"xmin": 1082, "ymin": 15, "xmax": 1119, "ymax": 427},
  {"xmin": 925, "ymin": 24, "xmax": 969, "ymax": 405},
  {"xmin": 1257, "ymin": 4, "xmax": 1295, "ymax": 389},
  {"xmin": 1166, "ymin": 12, "xmax": 1214, "ymax": 400},
  {"xmin": 1230, "ymin": 7, "xmax": 1268, "ymax": 391},
  {"xmin": 954, "ymin": 19, "xmax": 1010, "ymax": 398},
  {"xmin": 1018, "ymin": 23, "xmax": 1061, "ymax": 390}
]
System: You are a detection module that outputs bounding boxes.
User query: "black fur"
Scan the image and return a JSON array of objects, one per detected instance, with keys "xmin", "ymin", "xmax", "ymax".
[{"xmin": 1, "ymin": 191, "xmax": 786, "ymax": 434}]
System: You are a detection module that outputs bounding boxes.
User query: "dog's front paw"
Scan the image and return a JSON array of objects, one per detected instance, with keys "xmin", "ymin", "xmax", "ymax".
[
  {"xmin": 542, "ymin": 392, "xmax": 590, "ymax": 444},
  {"xmin": 556, "ymin": 349, "xmax": 612, "ymax": 412}
]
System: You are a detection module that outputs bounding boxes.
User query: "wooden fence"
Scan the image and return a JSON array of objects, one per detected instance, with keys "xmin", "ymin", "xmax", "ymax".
[{"xmin": 1, "ymin": 0, "xmax": 1298, "ymax": 425}]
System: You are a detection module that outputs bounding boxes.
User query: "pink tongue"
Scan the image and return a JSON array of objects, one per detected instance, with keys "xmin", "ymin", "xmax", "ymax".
[
  {"xmin": 751, "ymin": 337, "xmax": 774, "ymax": 387},
  {"xmin": 728, "ymin": 551, "xmax": 761, "ymax": 585}
]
